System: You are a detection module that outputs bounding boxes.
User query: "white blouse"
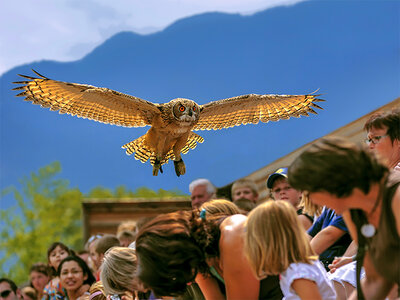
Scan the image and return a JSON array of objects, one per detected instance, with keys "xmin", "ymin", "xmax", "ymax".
[{"xmin": 279, "ymin": 260, "xmax": 336, "ymax": 300}]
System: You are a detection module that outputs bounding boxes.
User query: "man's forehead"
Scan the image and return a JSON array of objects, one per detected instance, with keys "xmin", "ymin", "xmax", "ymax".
[{"xmin": 0, "ymin": 281, "xmax": 11, "ymax": 290}]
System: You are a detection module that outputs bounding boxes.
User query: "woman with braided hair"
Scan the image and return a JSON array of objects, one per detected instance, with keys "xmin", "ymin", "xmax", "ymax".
[{"xmin": 135, "ymin": 207, "xmax": 283, "ymax": 300}]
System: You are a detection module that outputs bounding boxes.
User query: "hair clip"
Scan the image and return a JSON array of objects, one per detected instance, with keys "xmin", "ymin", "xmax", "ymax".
[{"xmin": 200, "ymin": 208, "xmax": 206, "ymax": 220}]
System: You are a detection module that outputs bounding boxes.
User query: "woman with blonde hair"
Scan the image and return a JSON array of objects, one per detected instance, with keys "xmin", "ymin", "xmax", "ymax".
[
  {"xmin": 100, "ymin": 247, "xmax": 141, "ymax": 300},
  {"xmin": 245, "ymin": 200, "xmax": 336, "ymax": 300},
  {"xmin": 200, "ymin": 199, "xmax": 241, "ymax": 216}
]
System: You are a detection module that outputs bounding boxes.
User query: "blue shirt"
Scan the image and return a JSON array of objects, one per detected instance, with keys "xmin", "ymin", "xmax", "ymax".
[{"xmin": 308, "ymin": 207, "xmax": 352, "ymax": 266}]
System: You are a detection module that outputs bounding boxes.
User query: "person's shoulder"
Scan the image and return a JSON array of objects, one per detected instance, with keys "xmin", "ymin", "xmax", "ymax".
[{"xmin": 219, "ymin": 214, "xmax": 247, "ymax": 245}]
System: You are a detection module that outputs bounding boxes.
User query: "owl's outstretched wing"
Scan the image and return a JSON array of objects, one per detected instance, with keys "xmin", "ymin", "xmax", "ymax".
[
  {"xmin": 193, "ymin": 93, "xmax": 324, "ymax": 130},
  {"xmin": 12, "ymin": 70, "xmax": 161, "ymax": 127}
]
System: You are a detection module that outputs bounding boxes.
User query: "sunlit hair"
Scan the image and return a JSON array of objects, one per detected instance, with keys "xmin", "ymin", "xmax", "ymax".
[
  {"xmin": 245, "ymin": 200, "xmax": 315, "ymax": 278},
  {"xmin": 200, "ymin": 199, "xmax": 241, "ymax": 215},
  {"xmin": 100, "ymin": 247, "xmax": 139, "ymax": 295},
  {"xmin": 21, "ymin": 286, "xmax": 37, "ymax": 300},
  {"xmin": 364, "ymin": 109, "xmax": 400, "ymax": 142},
  {"xmin": 288, "ymin": 136, "xmax": 388, "ymax": 197},
  {"xmin": 298, "ymin": 193, "xmax": 322, "ymax": 217},
  {"xmin": 135, "ymin": 210, "xmax": 225, "ymax": 296},
  {"xmin": 116, "ymin": 221, "xmax": 137, "ymax": 235},
  {"xmin": 189, "ymin": 178, "xmax": 216, "ymax": 195},
  {"xmin": 89, "ymin": 281, "xmax": 106, "ymax": 300},
  {"xmin": 231, "ymin": 179, "xmax": 259, "ymax": 197}
]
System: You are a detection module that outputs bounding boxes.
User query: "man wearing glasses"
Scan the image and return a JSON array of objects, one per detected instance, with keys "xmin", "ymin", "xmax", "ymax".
[{"xmin": 0, "ymin": 278, "xmax": 21, "ymax": 300}]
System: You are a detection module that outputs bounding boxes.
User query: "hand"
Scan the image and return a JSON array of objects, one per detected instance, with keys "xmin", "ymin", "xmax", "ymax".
[{"xmin": 328, "ymin": 256, "xmax": 353, "ymax": 273}]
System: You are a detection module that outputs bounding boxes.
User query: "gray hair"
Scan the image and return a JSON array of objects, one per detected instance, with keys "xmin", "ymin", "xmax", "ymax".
[{"xmin": 189, "ymin": 178, "xmax": 216, "ymax": 195}]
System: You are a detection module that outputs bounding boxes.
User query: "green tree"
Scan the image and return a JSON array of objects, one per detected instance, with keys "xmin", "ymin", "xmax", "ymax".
[{"xmin": 0, "ymin": 162, "xmax": 83, "ymax": 284}]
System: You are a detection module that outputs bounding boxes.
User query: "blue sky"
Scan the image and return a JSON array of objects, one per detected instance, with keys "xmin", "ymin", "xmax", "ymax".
[{"xmin": 0, "ymin": 0, "xmax": 303, "ymax": 75}]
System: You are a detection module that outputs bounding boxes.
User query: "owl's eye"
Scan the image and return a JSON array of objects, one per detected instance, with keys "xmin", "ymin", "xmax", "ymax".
[
  {"xmin": 192, "ymin": 106, "xmax": 196, "ymax": 111},
  {"xmin": 179, "ymin": 105, "xmax": 185, "ymax": 112}
]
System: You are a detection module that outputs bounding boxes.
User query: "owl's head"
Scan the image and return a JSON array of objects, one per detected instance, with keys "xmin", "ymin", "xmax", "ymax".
[{"xmin": 170, "ymin": 98, "xmax": 201, "ymax": 124}]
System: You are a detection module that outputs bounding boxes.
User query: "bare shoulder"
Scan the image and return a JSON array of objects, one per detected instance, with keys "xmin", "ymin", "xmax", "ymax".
[{"xmin": 219, "ymin": 214, "xmax": 247, "ymax": 247}]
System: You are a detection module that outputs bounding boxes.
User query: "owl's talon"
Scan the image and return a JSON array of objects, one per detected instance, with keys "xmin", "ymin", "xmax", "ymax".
[
  {"xmin": 174, "ymin": 159, "xmax": 186, "ymax": 177},
  {"xmin": 153, "ymin": 159, "xmax": 163, "ymax": 176}
]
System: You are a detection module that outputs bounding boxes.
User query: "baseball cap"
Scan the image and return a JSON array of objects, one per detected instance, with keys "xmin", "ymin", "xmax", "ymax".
[{"xmin": 266, "ymin": 167, "xmax": 288, "ymax": 189}]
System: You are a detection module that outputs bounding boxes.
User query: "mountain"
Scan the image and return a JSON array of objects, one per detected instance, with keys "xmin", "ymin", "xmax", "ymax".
[{"xmin": 1, "ymin": 0, "xmax": 399, "ymax": 206}]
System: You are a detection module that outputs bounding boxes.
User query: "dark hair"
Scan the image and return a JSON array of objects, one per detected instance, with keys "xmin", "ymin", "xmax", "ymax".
[
  {"xmin": 30, "ymin": 262, "xmax": 52, "ymax": 277},
  {"xmin": 57, "ymin": 256, "xmax": 96, "ymax": 286},
  {"xmin": 47, "ymin": 242, "xmax": 71, "ymax": 275},
  {"xmin": 95, "ymin": 234, "xmax": 120, "ymax": 255},
  {"xmin": 135, "ymin": 210, "xmax": 225, "ymax": 297},
  {"xmin": 288, "ymin": 136, "xmax": 388, "ymax": 197},
  {"xmin": 0, "ymin": 278, "xmax": 17, "ymax": 293},
  {"xmin": 364, "ymin": 109, "xmax": 400, "ymax": 142}
]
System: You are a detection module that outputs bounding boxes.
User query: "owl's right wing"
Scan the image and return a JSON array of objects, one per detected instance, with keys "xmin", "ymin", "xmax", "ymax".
[
  {"xmin": 193, "ymin": 93, "xmax": 324, "ymax": 130},
  {"xmin": 13, "ymin": 70, "xmax": 161, "ymax": 127}
]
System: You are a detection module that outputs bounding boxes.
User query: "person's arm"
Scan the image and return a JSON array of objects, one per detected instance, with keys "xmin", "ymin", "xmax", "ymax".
[
  {"xmin": 298, "ymin": 214, "xmax": 312, "ymax": 230},
  {"xmin": 342, "ymin": 211, "xmax": 395, "ymax": 300},
  {"xmin": 195, "ymin": 273, "xmax": 225, "ymax": 300},
  {"xmin": 291, "ymin": 279, "xmax": 322, "ymax": 300},
  {"xmin": 328, "ymin": 240, "xmax": 357, "ymax": 272},
  {"xmin": 310, "ymin": 225, "xmax": 346, "ymax": 254},
  {"xmin": 219, "ymin": 215, "xmax": 260, "ymax": 300}
]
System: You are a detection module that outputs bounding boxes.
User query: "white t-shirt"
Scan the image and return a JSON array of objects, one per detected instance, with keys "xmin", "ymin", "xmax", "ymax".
[{"xmin": 280, "ymin": 260, "xmax": 336, "ymax": 300}]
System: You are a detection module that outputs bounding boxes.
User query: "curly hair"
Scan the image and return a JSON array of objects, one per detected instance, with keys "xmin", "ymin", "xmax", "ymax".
[
  {"xmin": 135, "ymin": 210, "xmax": 226, "ymax": 297},
  {"xmin": 288, "ymin": 136, "xmax": 388, "ymax": 197}
]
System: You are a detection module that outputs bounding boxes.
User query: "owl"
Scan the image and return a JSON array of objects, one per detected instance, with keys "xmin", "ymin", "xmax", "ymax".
[{"xmin": 13, "ymin": 70, "xmax": 324, "ymax": 176}]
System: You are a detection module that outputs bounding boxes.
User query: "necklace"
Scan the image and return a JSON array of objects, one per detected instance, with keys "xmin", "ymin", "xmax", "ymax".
[{"xmin": 361, "ymin": 178, "xmax": 385, "ymax": 238}]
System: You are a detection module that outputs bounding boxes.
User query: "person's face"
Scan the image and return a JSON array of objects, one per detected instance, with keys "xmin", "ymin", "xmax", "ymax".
[
  {"xmin": 271, "ymin": 177, "xmax": 302, "ymax": 207},
  {"xmin": 88, "ymin": 241, "xmax": 100, "ymax": 271},
  {"xmin": 367, "ymin": 126, "xmax": 400, "ymax": 168},
  {"xmin": 30, "ymin": 271, "xmax": 50, "ymax": 292},
  {"xmin": 48, "ymin": 245, "xmax": 69, "ymax": 270},
  {"xmin": 191, "ymin": 185, "xmax": 212, "ymax": 208},
  {"xmin": 232, "ymin": 187, "xmax": 257, "ymax": 203},
  {"xmin": 0, "ymin": 282, "xmax": 18, "ymax": 300},
  {"xmin": 59, "ymin": 261, "xmax": 87, "ymax": 292}
]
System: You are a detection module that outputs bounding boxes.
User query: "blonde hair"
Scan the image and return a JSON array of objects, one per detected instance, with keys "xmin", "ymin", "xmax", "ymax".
[
  {"xmin": 231, "ymin": 179, "xmax": 258, "ymax": 196},
  {"xmin": 245, "ymin": 200, "xmax": 315, "ymax": 278},
  {"xmin": 100, "ymin": 247, "xmax": 138, "ymax": 295},
  {"xmin": 116, "ymin": 221, "xmax": 137, "ymax": 235},
  {"xmin": 298, "ymin": 192, "xmax": 322, "ymax": 217},
  {"xmin": 200, "ymin": 199, "xmax": 241, "ymax": 215},
  {"xmin": 89, "ymin": 281, "xmax": 106, "ymax": 300}
]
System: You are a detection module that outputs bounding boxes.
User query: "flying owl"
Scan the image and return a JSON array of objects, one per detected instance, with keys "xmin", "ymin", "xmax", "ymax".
[{"xmin": 13, "ymin": 70, "xmax": 324, "ymax": 176}]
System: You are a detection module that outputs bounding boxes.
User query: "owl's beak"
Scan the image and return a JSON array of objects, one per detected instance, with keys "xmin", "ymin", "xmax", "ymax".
[{"xmin": 188, "ymin": 109, "xmax": 193, "ymax": 117}]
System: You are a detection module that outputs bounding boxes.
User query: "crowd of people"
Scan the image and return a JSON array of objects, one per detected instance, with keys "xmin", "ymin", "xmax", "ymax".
[{"xmin": 1, "ymin": 109, "xmax": 399, "ymax": 300}]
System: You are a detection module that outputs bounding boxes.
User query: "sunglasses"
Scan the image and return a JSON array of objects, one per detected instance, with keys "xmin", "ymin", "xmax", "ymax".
[
  {"xmin": 0, "ymin": 290, "xmax": 12, "ymax": 298},
  {"xmin": 87, "ymin": 234, "xmax": 103, "ymax": 244}
]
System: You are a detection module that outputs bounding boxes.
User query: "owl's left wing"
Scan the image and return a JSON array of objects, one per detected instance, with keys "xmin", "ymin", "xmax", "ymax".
[{"xmin": 193, "ymin": 93, "xmax": 324, "ymax": 130}]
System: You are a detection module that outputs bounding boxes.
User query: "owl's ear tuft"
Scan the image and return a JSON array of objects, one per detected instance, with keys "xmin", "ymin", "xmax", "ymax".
[
  {"xmin": 156, "ymin": 105, "xmax": 163, "ymax": 111},
  {"xmin": 200, "ymin": 106, "xmax": 204, "ymax": 112}
]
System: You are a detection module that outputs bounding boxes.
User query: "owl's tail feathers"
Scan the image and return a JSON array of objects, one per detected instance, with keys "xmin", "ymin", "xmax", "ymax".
[
  {"xmin": 122, "ymin": 135, "xmax": 153, "ymax": 163},
  {"xmin": 121, "ymin": 131, "xmax": 204, "ymax": 166}
]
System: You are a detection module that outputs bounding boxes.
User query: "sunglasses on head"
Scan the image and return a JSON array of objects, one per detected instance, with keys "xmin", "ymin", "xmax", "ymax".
[{"xmin": 0, "ymin": 290, "xmax": 12, "ymax": 298}]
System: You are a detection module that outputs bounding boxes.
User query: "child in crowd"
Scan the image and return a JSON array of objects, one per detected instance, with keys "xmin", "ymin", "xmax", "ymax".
[
  {"xmin": 58, "ymin": 256, "xmax": 96, "ymax": 300},
  {"xmin": 42, "ymin": 242, "xmax": 72, "ymax": 300},
  {"xmin": 91, "ymin": 235, "xmax": 120, "ymax": 280},
  {"xmin": 245, "ymin": 200, "xmax": 336, "ymax": 300}
]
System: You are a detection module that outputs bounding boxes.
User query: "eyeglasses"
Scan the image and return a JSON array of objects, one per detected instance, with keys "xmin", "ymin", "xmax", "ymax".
[
  {"xmin": 87, "ymin": 234, "xmax": 103, "ymax": 244},
  {"xmin": 0, "ymin": 290, "xmax": 12, "ymax": 298},
  {"xmin": 365, "ymin": 134, "xmax": 388, "ymax": 145}
]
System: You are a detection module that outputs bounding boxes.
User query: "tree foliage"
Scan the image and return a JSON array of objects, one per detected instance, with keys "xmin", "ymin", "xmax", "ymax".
[
  {"xmin": 0, "ymin": 162, "xmax": 188, "ymax": 285},
  {"xmin": 0, "ymin": 162, "xmax": 83, "ymax": 284}
]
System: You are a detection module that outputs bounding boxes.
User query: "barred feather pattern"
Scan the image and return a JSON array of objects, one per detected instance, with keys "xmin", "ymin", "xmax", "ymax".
[
  {"xmin": 122, "ymin": 131, "xmax": 204, "ymax": 166},
  {"xmin": 194, "ymin": 94, "xmax": 324, "ymax": 131}
]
